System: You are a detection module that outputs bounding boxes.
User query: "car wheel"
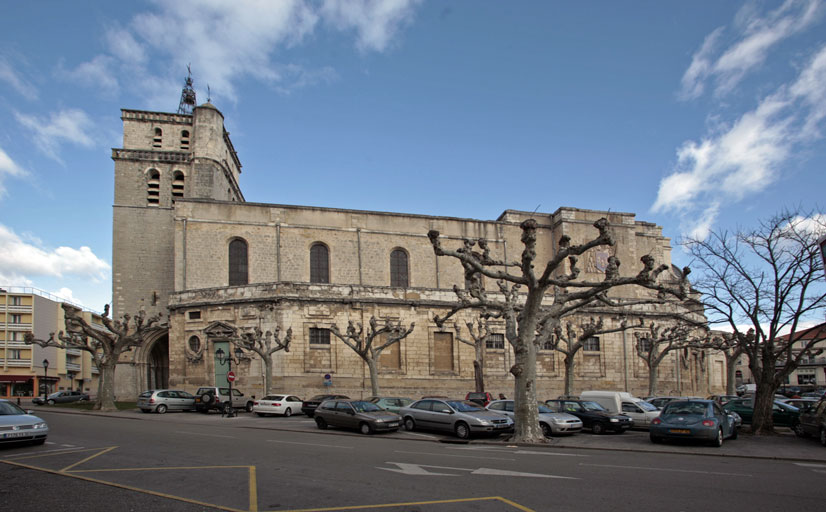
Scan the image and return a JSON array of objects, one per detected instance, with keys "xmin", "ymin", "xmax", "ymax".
[
  {"xmin": 540, "ymin": 422, "xmax": 552, "ymax": 437},
  {"xmin": 315, "ymin": 417, "xmax": 327, "ymax": 430},
  {"xmin": 820, "ymin": 428, "xmax": 826, "ymax": 447},
  {"xmin": 591, "ymin": 422, "xmax": 605, "ymax": 435},
  {"xmin": 245, "ymin": 402, "xmax": 254, "ymax": 413},
  {"xmin": 404, "ymin": 417, "xmax": 416, "ymax": 431},
  {"xmin": 454, "ymin": 421, "xmax": 470, "ymax": 439},
  {"xmin": 711, "ymin": 428, "xmax": 724, "ymax": 448},
  {"xmin": 156, "ymin": 404, "xmax": 168, "ymax": 414},
  {"xmin": 360, "ymin": 422, "xmax": 374, "ymax": 435},
  {"xmin": 793, "ymin": 422, "xmax": 807, "ymax": 438},
  {"xmin": 47, "ymin": 399, "xmax": 55, "ymax": 405},
  {"xmin": 284, "ymin": 408, "xmax": 292, "ymax": 417}
]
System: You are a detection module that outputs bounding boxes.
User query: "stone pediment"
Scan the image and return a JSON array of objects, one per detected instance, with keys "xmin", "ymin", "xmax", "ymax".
[{"xmin": 203, "ymin": 321, "xmax": 238, "ymax": 340}]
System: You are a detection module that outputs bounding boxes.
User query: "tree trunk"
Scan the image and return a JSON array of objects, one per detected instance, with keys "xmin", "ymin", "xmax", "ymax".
[
  {"xmin": 473, "ymin": 342, "xmax": 485, "ymax": 392},
  {"xmin": 751, "ymin": 379, "xmax": 777, "ymax": 434},
  {"xmin": 262, "ymin": 354, "xmax": 273, "ymax": 395},
  {"xmin": 366, "ymin": 357, "xmax": 380, "ymax": 397},
  {"xmin": 564, "ymin": 354, "xmax": 575, "ymax": 397},
  {"xmin": 510, "ymin": 293, "xmax": 544, "ymax": 443},
  {"xmin": 648, "ymin": 362, "xmax": 658, "ymax": 396},
  {"xmin": 725, "ymin": 354, "xmax": 738, "ymax": 396},
  {"xmin": 94, "ymin": 361, "xmax": 117, "ymax": 412}
]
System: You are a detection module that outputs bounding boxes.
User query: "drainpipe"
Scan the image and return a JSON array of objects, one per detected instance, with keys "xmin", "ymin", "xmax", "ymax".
[{"xmin": 622, "ymin": 329, "xmax": 628, "ymax": 392}]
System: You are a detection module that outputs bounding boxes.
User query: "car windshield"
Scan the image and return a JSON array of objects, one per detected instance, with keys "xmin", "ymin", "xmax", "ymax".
[
  {"xmin": 139, "ymin": 391, "xmax": 152, "ymax": 398},
  {"xmin": 664, "ymin": 402, "xmax": 707, "ymax": 416},
  {"xmin": 537, "ymin": 403, "xmax": 554, "ymax": 413},
  {"xmin": 580, "ymin": 401, "xmax": 607, "ymax": 412},
  {"xmin": 310, "ymin": 395, "xmax": 329, "ymax": 401},
  {"xmin": 0, "ymin": 401, "xmax": 26, "ymax": 415},
  {"xmin": 264, "ymin": 395, "xmax": 285, "ymax": 400},
  {"xmin": 638, "ymin": 401, "xmax": 658, "ymax": 412},
  {"xmin": 447, "ymin": 400, "xmax": 484, "ymax": 412},
  {"xmin": 351, "ymin": 401, "xmax": 382, "ymax": 413}
]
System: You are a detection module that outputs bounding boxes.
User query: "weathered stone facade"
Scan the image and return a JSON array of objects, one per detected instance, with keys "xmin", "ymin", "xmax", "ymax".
[{"xmin": 112, "ymin": 103, "xmax": 726, "ymax": 401}]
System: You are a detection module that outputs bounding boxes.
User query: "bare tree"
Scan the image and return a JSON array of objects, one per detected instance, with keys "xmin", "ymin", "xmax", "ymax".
[
  {"xmin": 329, "ymin": 317, "xmax": 415, "ymax": 396},
  {"xmin": 550, "ymin": 316, "xmax": 641, "ymax": 397},
  {"xmin": 454, "ymin": 320, "xmax": 492, "ymax": 393},
  {"xmin": 634, "ymin": 322, "xmax": 705, "ymax": 396},
  {"xmin": 232, "ymin": 324, "xmax": 292, "ymax": 396},
  {"xmin": 25, "ymin": 303, "xmax": 165, "ymax": 411},
  {"xmin": 429, "ymin": 218, "xmax": 689, "ymax": 443},
  {"xmin": 685, "ymin": 209, "xmax": 826, "ymax": 434}
]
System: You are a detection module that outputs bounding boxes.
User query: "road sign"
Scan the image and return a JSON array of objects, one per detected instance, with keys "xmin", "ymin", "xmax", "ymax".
[{"xmin": 227, "ymin": 371, "xmax": 236, "ymax": 382}]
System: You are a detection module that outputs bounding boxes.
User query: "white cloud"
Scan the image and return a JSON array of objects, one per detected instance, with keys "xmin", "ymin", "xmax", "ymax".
[
  {"xmin": 0, "ymin": 223, "xmax": 110, "ymax": 282},
  {"xmin": 59, "ymin": 55, "xmax": 119, "ymax": 95},
  {"xmin": 14, "ymin": 108, "xmax": 96, "ymax": 162},
  {"xmin": 679, "ymin": 0, "xmax": 823, "ymax": 99},
  {"xmin": 0, "ymin": 146, "xmax": 28, "ymax": 198},
  {"xmin": 321, "ymin": 0, "xmax": 422, "ymax": 52},
  {"xmin": 0, "ymin": 54, "xmax": 37, "ymax": 100}
]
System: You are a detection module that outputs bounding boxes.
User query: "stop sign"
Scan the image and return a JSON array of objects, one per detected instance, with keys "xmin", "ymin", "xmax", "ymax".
[{"xmin": 226, "ymin": 371, "xmax": 236, "ymax": 382}]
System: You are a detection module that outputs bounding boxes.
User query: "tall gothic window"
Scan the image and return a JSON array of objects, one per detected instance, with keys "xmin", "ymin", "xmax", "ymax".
[
  {"xmin": 310, "ymin": 243, "xmax": 329, "ymax": 283},
  {"xmin": 228, "ymin": 238, "xmax": 248, "ymax": 286},
  {"xmin": 390, "ymin": 249, "xmax": 409, "ymax": 287}
]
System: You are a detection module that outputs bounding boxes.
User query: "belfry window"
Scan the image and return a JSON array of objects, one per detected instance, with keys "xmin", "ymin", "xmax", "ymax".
[
  {"xmin": 228, "ymin": 238, "xmax": 248, "ymax": 286},
  {"xmin": 310, "ymin": 243, "xmax": 329, "ymax": 283},
  {"xmin": 172, "ymin": 170, "xmax": 185, "ymax": 201},
  {"xmin": 153, "ymin": 128, "xmax": 162, "ymax": 148},
  {"xmin": 147, "ymin": 169, "xmax": 160, "ymax": 205},
  {"xmin": 180, "ymin": 130, "xmax": 190, "ymax": 150},
  {"xmin": 390, "ymin": 249, "xmax": 409, "ymax": 287}
]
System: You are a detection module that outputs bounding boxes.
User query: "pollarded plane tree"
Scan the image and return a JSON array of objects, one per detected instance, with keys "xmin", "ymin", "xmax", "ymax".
[
  {"xmin": 634, "ymin": 321, "xmax": 707, "ymax": 397},
  {"xmin": 454, "ymin": 319, "xmax": 494, "ymax": 393},
  {"xmin": 329, "ymin": 316, "xmax": 415, "ymax": 396},
  {"xmin": 25, "ymin": 303, "xmax": 166, "ymax": 412},
  {"xmin": 428, "ymin": 218, "xmax": 690, "ymax": 443},
  {"xmin": 685, "ymin": 209, "xmax": 826, "ymax": 434}
]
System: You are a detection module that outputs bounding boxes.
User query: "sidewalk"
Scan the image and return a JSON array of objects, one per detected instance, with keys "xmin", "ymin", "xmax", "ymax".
[{"xmin": 27, "ymin": 401, "xmax": 826, "ymax": 463}]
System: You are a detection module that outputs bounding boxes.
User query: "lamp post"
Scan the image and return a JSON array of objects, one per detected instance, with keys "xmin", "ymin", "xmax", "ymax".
[
  {"xmin": 42, "ymin": 359, "xmax": 49, "ymax": 403},
  {"xmin": 215, "ymin": 346, "xmax": 244, "ymax": 418}
]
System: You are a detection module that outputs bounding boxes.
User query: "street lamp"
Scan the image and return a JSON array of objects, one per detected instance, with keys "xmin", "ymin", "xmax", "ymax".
[
  {"xmin": 215, "ymin": 346, "xmax": 244, "ymax": 418},
  {"xmin": 42, "ymin": 359, "xmax": 49, "ymax": 403}
]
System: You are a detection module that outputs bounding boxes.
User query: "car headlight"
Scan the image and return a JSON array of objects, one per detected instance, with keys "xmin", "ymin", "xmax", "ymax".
[
  {"xmin": 609, "ymin": 418, "xmax": 619, "ymax": 423},
  {"xmin": 33, "ymin": 422, "xmax": 48, "ymax": 429},
  {"xmin": 477, "ymin": 420, "xmax": 492, "ymax": 426},
  {"xmin": 375, "ymin": 418, "xmax": 384, "ymax": 423}
]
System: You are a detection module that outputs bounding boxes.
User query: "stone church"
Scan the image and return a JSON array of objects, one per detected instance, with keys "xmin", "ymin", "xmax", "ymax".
[{"xmin": 111, "ymin": 98, "xmax": 726, "ymax": 402}]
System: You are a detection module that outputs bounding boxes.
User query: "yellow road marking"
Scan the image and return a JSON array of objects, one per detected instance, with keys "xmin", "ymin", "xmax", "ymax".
[
  {"xmin": 0, "ymin": 447, "xmax": 104, "ymax": 461},
  {"xmin": 249, "ymin": 465, "xmax": 258, "ymax": 512},
  {"xmin": 69, "ymin": 465, "xmax": 253, "ymax": 473},
  {"xmin": 269, "ymin": 496, "xmax": 535, "ymax": 512},
  {"xmin": 60, "ymin": 446, "xmax": 117, "ymax": 472}
]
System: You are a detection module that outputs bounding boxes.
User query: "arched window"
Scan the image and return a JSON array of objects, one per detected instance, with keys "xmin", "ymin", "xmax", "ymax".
[
  {"xmin": 180, "ymin": 130, "xmax": 190, "ymax": 150},
  {"xmin": 146, "ymin": 169, "xmax": 160, "ymax": 205},
  {"xmin": 310, "ymin": 243, "xmax": 329, "ymax": 283},
  {"xmin": 390, "ymin": 249, "xmax": 409, "ymax": 287},
  {"xmin": 228, "ymin": 238, "xmax": 248, "ymax": 286},
  {"xmin": 153, "ymin": 127, "xmax": 162, "ymax": 148},
  {"xmin": 171, "ymin": 170, "xmax": 185, "ymax": 201}
]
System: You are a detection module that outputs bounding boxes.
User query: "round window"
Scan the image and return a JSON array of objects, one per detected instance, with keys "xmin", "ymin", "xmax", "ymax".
[{"xmin": 188, "ymin": 336, "xmax": 201, "ymax": 353}]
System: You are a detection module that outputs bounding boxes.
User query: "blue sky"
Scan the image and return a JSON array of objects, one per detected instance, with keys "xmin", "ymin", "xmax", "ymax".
[{"xmin": 1, "ymin": 0, "xmax": 825, "ymax": 312}]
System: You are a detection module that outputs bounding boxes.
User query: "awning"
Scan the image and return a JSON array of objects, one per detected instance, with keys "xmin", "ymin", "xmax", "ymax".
[{"xmin": 0, "ymin": 375, "xmax": 34, "ymax": 383}]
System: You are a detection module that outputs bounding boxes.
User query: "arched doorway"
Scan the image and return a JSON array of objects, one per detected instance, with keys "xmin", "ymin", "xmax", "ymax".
[{"xmin": 147, "ymin": 334, "xmax": 169, "ymax": 390}]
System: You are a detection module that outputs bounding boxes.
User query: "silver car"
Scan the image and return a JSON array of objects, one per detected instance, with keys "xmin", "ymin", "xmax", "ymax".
[
  {"xmin": 0, "ymin": 399, "xmax": 49, "ymax": 445},
  {"xmin": 486, "ymin": 400, "xmax": 583, "ymax": 436},
  {"xmin": 400, "ymin": 399, "xmax": 513, "ymax": 439},
  {"xmin": 137, "ymin": 389, "xmax": 196, "ymax": 414}
]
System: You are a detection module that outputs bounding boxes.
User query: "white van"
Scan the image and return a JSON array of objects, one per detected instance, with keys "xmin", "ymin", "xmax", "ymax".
[{"xmin": 580, "ymin": 391, "xmax": 660, "ymax": 429}]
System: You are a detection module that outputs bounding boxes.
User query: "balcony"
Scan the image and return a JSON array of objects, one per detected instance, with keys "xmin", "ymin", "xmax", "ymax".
[
  {"xmin": 0, "ymin": 322, "xmax": 33, "ymax": 331},
  {"xmin": 0, "ymin": 304, "xmax": 32, "ymax": 313},
  {"xmin": 66, "ymin": 348, "xmax": 83, "ymax": 356},
  {"xmin": 66, "ymin": 362, "xmax": 81, "ymax": 372},
  {"xmin": 3, "ymin": 341, "xmax": 31, "ymax": 349},
  {"xmin": 0, "ymin": 358, "xmax": 32, "ymax": 367}
]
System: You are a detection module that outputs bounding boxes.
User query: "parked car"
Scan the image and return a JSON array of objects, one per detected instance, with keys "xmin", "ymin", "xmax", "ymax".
[
  {"xmin": 314, "ymin": 399, "xmax": 401, "ymax": 434},
  {"xmin": 649, "ymin": 399, "xmax": 739, "ymax": 447},
  {"xmin": 645, "ymin": 396, "xmax": 688, "ymax": 409},
  {"xmin": 193, "ymin": 386, "xmax": 254, "ymax": 413},
  {"xmin": 486, "ymin": 400, "xmax": 582, "ymax": 436},
  {"xmin": 252, "ymin": 394, "xmax": 303, "ymax": 417},
  {"xmin": 780, "ymin": 397, "xmax": 820, "ymax": 411},
  {"xmin": 795, "ymin": 398, "xmax": 826, "ymax": 445},
  {"xmin": 465, "ymin": 392, "xmax": 494, "ymax": 407},
  {"xmin": 0, "ymin": 399, "xmax": 49, "ymax": 445},
  {"xmin": 736, "ymin": 383, "xmax": 756, "ymax": 395},
  {"xmin": 301, "ymin": 394, "xmax": 350, "ymax": 417},
  {"xmin": 137, "ymin": 389, "xmax": 196, "ymax": 413},
  {"xmin": 723, "ymin": 398, "xmax": 800, "ymax": 428},
  {"xmin": 400, "ymin": 398, "xmax": 513, "ymax": 439},
  {"xmin": 707, "ymin": 395, "xmax": 739, "ymax": 406},
  {"xmin": 366, "ymin": 396, "xmax": 413, "ymax": 414},
  {"xmin": 580, "ymin": 391, "xmax": 660, "ymax": 429},
  {"xmin": 32, "ymin": 390, "xmax": 90, "ymax": 405},
  {"xmin": 801, "ymin": 390, "xmax": 826, "ymax": 400},
  {"xmin": 545, "ymin": 399, "xmax": 633, "ymax": 434}
]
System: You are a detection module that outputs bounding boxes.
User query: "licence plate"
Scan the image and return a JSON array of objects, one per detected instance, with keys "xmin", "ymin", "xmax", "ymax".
[
  {"xmin": 3, "ymin": 432, "xmax": 28, "ymax": 438},
  {"xmin": 387, "ymin": 422, "xmax": 399, "ymax": 428},
  {"xmin": 669, "ymin": 429, "xmax": 690, "ymax": 434}
]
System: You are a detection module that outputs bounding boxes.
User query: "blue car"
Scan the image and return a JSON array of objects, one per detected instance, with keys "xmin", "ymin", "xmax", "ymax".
[{"xmin": 649, "ymin": 399, "xmax": 738, "ymax": 447}]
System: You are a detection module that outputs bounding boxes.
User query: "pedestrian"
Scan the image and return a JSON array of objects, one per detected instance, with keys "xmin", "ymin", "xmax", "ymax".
[{"xmin": 499, "ymin": 393, "xmax": 506, "ymax": 400}]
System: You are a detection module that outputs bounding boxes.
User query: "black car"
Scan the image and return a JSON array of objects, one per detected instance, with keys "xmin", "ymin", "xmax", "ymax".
[
  {"xmin": 545, "ymin": 399, "xmax": 633, "ymax": 434},
  {"xmin": 301, "ymin": 394, "xmax": 350, "ymax": 417},
  {"xmin": 795, "ymin": 398, "xmax": 826, "ymax": 446}
]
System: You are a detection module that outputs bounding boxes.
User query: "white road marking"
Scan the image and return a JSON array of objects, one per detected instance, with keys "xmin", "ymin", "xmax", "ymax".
[
  {"xmin": 448, "ymin": 446, "xmax": 587, "ymax": 457},
  {"xmin": 514, "ymin": 450, "xmax": 588, "ymax": 457},
  {"xmin": 580, "ymin": 463, "xmax": 752, "ymax": 477},
  {"xmin": 267, "ymin": 439, "xmax": 353, "ymax": 449},
  {"xmin": 174, "ymin": 431, "xmax": 235, "ymax": 439},
  {"xmin": 794, "ymin": 462, "xmax": 826, "ymax": 468},
  {"xmin": 397, "ymin": 431, "xmax": 437, "ymax": 439},
  {"xmin": 377, "ymin": 462, "xmax": 575, "ymax": 479},
  {"xmin": 394, "ymin": 450, "xmax": 515, "ymax": 461}
]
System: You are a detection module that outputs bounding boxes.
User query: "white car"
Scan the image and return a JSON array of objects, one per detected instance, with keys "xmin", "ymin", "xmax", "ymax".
[
  {"xmin": 486, "ymin": 399, "xmax": 583, "ymax": 436},
  {"xmin": 0, "ymin": 399, "xmax": 49, "ymax": 445},
  {"xmin": 252, "ymin": 394, "xmax": 303, "ymax": 417}
]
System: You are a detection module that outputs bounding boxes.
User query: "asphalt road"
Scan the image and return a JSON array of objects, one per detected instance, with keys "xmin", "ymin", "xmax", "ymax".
[{"xmin": 2, "ymin": 411, "xmax": 825, "ymax": 511}]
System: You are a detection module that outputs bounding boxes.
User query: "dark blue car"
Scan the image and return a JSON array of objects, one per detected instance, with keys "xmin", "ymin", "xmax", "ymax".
[{"xmin": 649, "ymin": 399, "xmax": 738, "ymax": 447}]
